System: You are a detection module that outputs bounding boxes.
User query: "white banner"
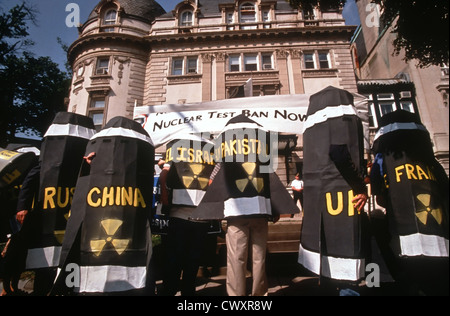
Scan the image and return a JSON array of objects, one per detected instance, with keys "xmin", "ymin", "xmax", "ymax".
[
  {"xmin": 135, "ymin": 94, "xmax": 310, "ymax": 147},
  {"xmin": 134, "ymin": 93, "xmax": 369, "ymax": 149}
]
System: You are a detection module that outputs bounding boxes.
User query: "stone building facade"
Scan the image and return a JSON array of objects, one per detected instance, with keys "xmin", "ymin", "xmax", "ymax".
[
  {"xmin": 351, "ymin": 0, "xmax": 449, "ymax": 173},
  {"xmin": 66, "ymin": 0, "xmax": 358, "ymax": 183}
]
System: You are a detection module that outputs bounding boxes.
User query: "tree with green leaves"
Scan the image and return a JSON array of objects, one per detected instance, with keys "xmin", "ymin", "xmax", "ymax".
[
  {"xmin": 0, "ymin": 3, "xmax": 71, "ymax": 147},
  {"xmin": 286, "ymin": 0, "xmax": 449, "ymax": 68}
]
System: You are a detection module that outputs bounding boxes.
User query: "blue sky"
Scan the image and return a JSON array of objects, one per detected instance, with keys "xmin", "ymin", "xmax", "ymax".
[{"xmin": 1, "ymin": 0, "xmax": 360, "ymax": 71}]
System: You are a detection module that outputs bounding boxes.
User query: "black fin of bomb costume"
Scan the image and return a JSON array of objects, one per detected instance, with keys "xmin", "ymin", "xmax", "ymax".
[
  {"xmin": 53, "ymin": 116, "xmax": 155, "ymax": 295},
  {"xmin": 192, "ymin": 114, "xmax": 299, "ymax": 220},
  {"xmin": 372, "ymin": 110, "xmax": 449, "ymax": 258},
  {"xmin": 24, "ymin": 112, "xmax": 96, "ymax": 271},
  {"xmin": 298, "ymin": 86, "xmax": 368, "ymax": 282}
]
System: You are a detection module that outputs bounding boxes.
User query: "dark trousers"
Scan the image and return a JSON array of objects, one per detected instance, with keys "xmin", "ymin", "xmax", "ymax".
[{"xmin": 162, "ymin": 217, "xmax": 209, "ymax": 296}]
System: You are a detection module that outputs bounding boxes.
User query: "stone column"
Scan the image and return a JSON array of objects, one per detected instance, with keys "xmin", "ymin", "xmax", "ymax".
[
  {"xmin": 276, "ymin": 49, "xmax": 290, "ymax": 95},
  {"xmin": 201, "ymin": 53, "xmax": 213, "ymax": 101}
]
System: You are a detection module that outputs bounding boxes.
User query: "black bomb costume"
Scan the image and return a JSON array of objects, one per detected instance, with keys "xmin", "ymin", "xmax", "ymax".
[
  {"xmin": 371, "ymin": 111, "xmax": 449, "ymax": 259},
  {"xmin": 24, "ymin": 112, "xmax": 95, "ymax": 271},
  {"xmin": 192, "ymin": 114, "xmax": 299, "ymax": 220},
  {"xmin": 165, "ymin": 135, "xmax": 215, "ymax": 207},
  {"xmin": 0, "ymin": 147, "xmax": 36, "ymax": 190},
  {"xmin": 298, "ymin": 86, "xmax": 368, "ymax": 282},
  {"xmin": 54, "ymin": 116, "xmax": 155, "ymax": 295}
]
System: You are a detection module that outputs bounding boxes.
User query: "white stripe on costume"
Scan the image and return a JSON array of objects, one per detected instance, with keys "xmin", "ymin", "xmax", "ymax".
[
  {"xmin": 303, "ymin": 104, "xmax": 357, "ymax": 132},
  {"xmin": 172, "ymin": 188, "xmax": 206, "ymax": 206},
  {"xmin": 91, "ymin": 127, "xmax": 153, "ymax": 145},
  {"xmin": 298, "ymin": 243, "xmax": 365, "ymax": 281},
  {"xmin": 78, "ymin": 265, "xmax": 146, "ymax": 293},
  {"xmin": 44, "ymin": 123, "xmax": 96, "ymax": 139},
  {"xmin": 26, "ymin": 246, "xmax": 62, "ymax": 269},
  {"xmin": 224, "ymin": 196, "xmax": 271, "ymax": 217},
  {"xmin": 399, "ymin": 233, "xmax": 449, "ymax": 257},
  {"xmin": 373, "ymin": 122, "xmax": 427, "ymax": 141}
]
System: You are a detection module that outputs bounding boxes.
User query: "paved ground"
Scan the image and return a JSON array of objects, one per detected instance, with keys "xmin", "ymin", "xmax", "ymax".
[{"xmin": 1, "ymin": 252, "xmax": 400, "ymax": 296}]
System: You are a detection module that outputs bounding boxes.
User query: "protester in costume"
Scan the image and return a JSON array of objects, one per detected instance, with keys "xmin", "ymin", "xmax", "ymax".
[
  {"xmin": 160, "ymin": 135, "xmax": 216, "ymax": 296},
  {"xmin": 53, "ymin": 116, "xmax": 155, "ymax": 295},
  {"xmin": 13, "ymin": 112, "xmax": 95, "ymax": 296},
  {"xmin": 193, "ymin": 114, "xmax": 299, "ymax": 296},
  {"xmin": 370, "ymin": 110, "xmax": 449, "ymax": 296},
  {"xmin": 298, "ymin": 86, "xmax": 369, "ymax": 294},
  {"xmin": 0, "ymin": 145, "xmax": 38, "ymax": 296}
]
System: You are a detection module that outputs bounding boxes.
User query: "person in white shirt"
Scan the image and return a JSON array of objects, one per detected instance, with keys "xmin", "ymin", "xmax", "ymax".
[{"xmin": 291, "ymin": 173, "xmax": 304, "ymax": 213}]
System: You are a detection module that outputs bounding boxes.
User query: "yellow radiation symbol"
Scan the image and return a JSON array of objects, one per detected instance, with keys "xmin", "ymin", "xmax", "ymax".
[
  {"xmin": 235, "ymin": 162, "xmax": 264, "ymax": 193},
  {"xmin": 415, "ymin": 194, "xmax": 443, "ymax": 225},
  {"xmin": 182, "ymin": 163, "xmax": 210, "ymax": 190},
  {"xmin": 90, "ymin": 219, "xmax": 130, "ymax": 257},
  {"xmin": 54, "ymin": 212, "xmax": 71, "ymax": 245}
]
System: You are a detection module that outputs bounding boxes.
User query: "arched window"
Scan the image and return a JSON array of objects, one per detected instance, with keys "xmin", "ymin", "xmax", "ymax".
[
  {"xmin": 240, "ymin": 2, "xmax": 256, "ymax": 24},
  {"xmin": 180, "ymin": 10, "xmax": 193, "ymax": 27},
  {"xmin": 104, "ymin": 9, "xmax": 117, "ymax": 25}
]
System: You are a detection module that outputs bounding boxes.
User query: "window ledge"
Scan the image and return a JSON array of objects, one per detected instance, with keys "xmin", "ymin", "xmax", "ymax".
[
  {"xmin": 302, "ymin": 68, "xmax": 338, "ymax": 77},
  {"xmin": 167, "ymin": 73, "xmax": 202, "ymax": 85}
]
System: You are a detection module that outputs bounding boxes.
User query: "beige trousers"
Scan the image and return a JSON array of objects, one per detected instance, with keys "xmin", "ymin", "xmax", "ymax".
[{"xmin": 225, "ymin": 217, "xmax": 268, "ymax": 296}]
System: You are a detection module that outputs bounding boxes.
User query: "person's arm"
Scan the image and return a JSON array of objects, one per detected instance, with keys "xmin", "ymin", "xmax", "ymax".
[
  {"xmin": 16, "ymin": 164, "xmax": 40, "ymax": 224},
  {"xmin": 329, "ymin": 144, "xmax": 367, "ymax": 212}
]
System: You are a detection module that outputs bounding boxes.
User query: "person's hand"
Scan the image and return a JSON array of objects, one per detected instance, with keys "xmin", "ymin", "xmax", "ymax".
[
  {"xmin": 352, "ymin": 193, "xmax": 368, "ymax": 212},
  {"xmin": 16, "ymin": 210, "xmax": 28, "ymax": 225},
  {"xmin": 84, "ymin": 152, "xmax": 96, "ymax": 165}
]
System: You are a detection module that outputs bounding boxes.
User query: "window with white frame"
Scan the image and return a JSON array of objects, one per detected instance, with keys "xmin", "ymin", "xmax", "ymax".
[
  {"xmin": 304, "ymin": 53, "xmax": 315, "ymax": 69},
  {"xmin": 262, "ymin": 54, "xmax": 273, "ymax": 70},
  {"xmin": 244, "ymin": 54, "xmax": 258, "ymax": 71},
  {"xmin": 88, "ymin": 97, "xmax": 106, "ymax": 132},
  {"xmin": 229, "ymin": 53, "xmax": 274, "ymax": 72},
  {"xmin": 227, "ymin": 12, "xmax": 235, "ymax": 30},
  {"xmin": 171, "ymin": 56, "xmax": 198, "ymax": 75},
  {"xmin": 262, "ymin": 10, "xmax": 270, "ymax": 28},
  {"xmin": 229, "ymin": 55, "xmax": 241, "ymax": 72},
  {"xmin": 303, "ymin": 51, "xmax": 331, "ymax": 69},
  {"xmin": 95, "ymin": 57, "xmax": 110, "ymax": 75},
  {"xmin": 318, "ymin": 51, "xmax": 331, "ymax": 69},
  {"xmin": 180, "ymin": 10, "xmax": 193, "ymax": 27},
  {"xmin": 103, "ymin": 9, "xmax": 117, "ymax": 32},
  {"xmin": 240, "ymin": 2, "xmax": 256, "ymax": 25}
]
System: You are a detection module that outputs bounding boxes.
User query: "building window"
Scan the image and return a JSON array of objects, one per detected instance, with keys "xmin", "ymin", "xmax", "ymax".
[
  {"xmin": 88, "ymin": 97, "xmax": 106, "ymax": 132},
  {"xmin": 244, "ymin": 54, "xmax": 258, "ymax": 71},
  {"xmin": 187, "ymin": 57, "xmax": 198, "ymax": 74},
  {"xmin": 171, "ymin": 56, "xmax": 198, "ymax": 75},
  {"xmin": 229, "ymin": 53, "xmax": 274, "ymax": 72},
  {"xmin": 95, "ymin": 57, "xmax": 110, "ymax": 75},
  {"xmin": 229, "ymin": 55, "xmax": 241, "ymax": 72},
  {"xmin": 180, "ymin": 10, "xmax": 193, "ymax": 27},
  {"xmin": 303, "ymin": 51, "xmax": 331, "ymax": 69},
  {"xmin": 367, "ymin": 90, "xmax": 417, "ymax": 128},
  {"xmin": 262, "ymin": 10, "xmax": 270, "ymax": 28},
  {"xmin": 102, "ymin": 9, "xmax": 117, "ymax": 32},
  {"xmin": 227, "ymin": 12, "xmax": 235, "ymax": 30},
  {"xmin": 172, "ymin": 58, "xmax": 184, "ymax": 75},
  {"xmin": 304, "ymin": 53, "xmax": 315, "ymax": 69},
  {"xmin": 240, "ymin": 2, "xmax": 256, "ymax": 27},
  {"xmin": 378, "ymin": 93, "xmax": 395, "ymax": 116},
  {"xmin": 262, "ymin": 54, "xmax": 273, "ymax": 70},
  {"xmin": 318, "ymin": 51, "xmax": 330, "ymax": 69}
]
